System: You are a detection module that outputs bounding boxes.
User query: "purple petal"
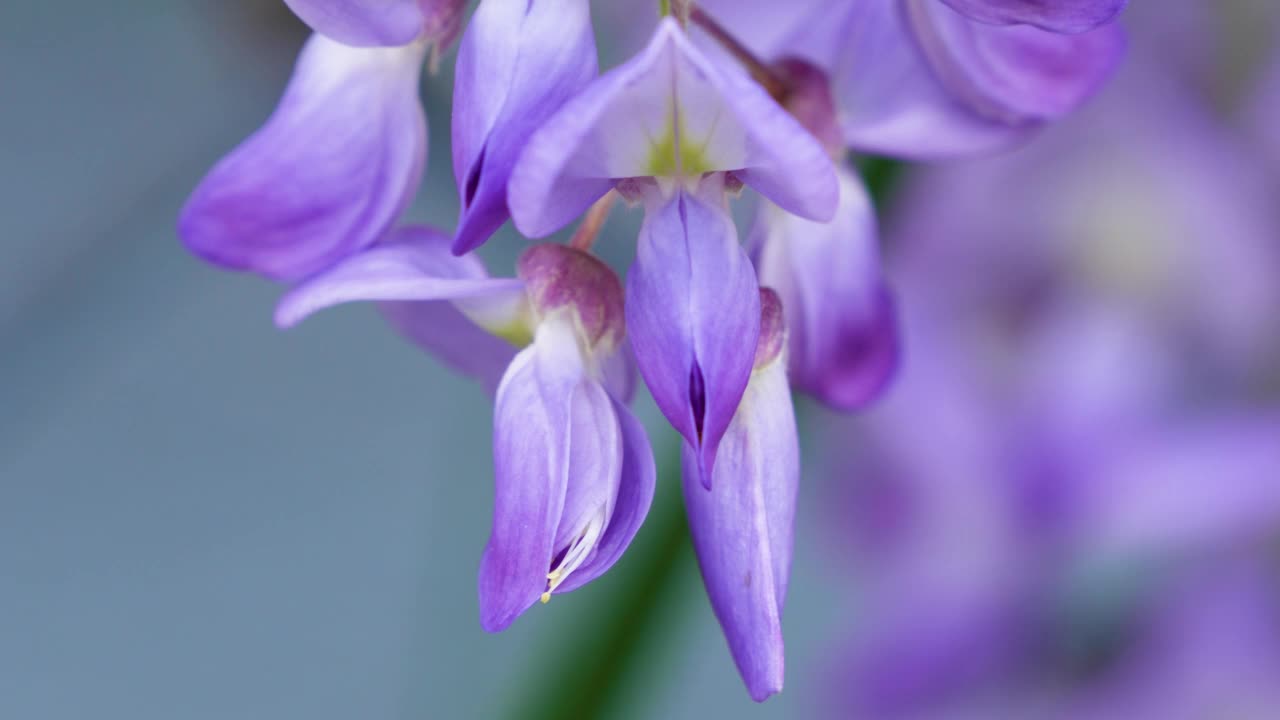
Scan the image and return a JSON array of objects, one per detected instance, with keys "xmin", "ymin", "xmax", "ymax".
[
  {"xmin": 179, "ymin": 34, "xmax": 427, "ymax": 281},
  {"xmin": 450, "ymin": 0, "xmax": 598, "ymax": 253},
  {"xmin": 682, "ymin": 357, "xmax": 799, "ymax": 702},
  {"xmin": 478, "ymin": 318, "xmax": 584, "ymax": 632},
  {"xmin": 274, "ymin": 226, "xmax": 525, "ymax": 327},
  {"xmin": 937, "ymin": 0, "xmax": 1127, "ymax": 33},
  {"xmin": 553, "ymin": 398, "xmax": 656, "ymax": 594},
  {"xmin": 828, "ymin": 0, "xmax": 1032, "ymax": 158},
  {"xmin": 627, "ymin": 179, "xmax": 760, "ymax": 483},
  {"xmin": 906, "ymin": 0, "xmax": 1127, "ymax": 121},
  {"xmin": 750, "ymin": 165, "xmax": 899, "ymax": 411},
  {"xmin": 283, "ymin": 1, "xmax": 424, "ymax": 46},
  {"xmin": 508, "ymin": 18, "xmax": 836, "ymax": 238},
  {"xmin": 600, "ymin": 338, "xmax": 638, "ymax": 405},
  {"xmin": 549, "ymin": 375, "xmax": 623, "ymax": 587},
  {"xmin": 275, "ymin": 226, "xmax": 523, "ymax": 392}
]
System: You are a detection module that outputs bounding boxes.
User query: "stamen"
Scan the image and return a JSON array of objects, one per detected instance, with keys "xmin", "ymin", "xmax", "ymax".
[
  {"xmin": 540, "ymin": 509, "xmax": 608, "ymax": 604},
  {"xmin": 688, "ymin": 7, "xmax": 791, "ymax": 101},
  {"xmin": 568, "ymin": 191, "xmax": 618, "ymax": 251}
]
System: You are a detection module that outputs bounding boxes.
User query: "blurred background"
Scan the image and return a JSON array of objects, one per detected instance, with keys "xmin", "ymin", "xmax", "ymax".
[{"xmin": 1, "ymin": 1, "xmax": 1278, "ymax": 718}]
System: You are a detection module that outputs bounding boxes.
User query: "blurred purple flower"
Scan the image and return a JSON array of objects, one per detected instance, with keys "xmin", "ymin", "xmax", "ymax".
[
  {"xmin": 1068, "ymin": 559, "xmax": 1280, "ymax": 719},
  {"xmin": 939, "ymin": 0, "xmax": 1127, "ymax": 33},
  {"xmin": 700, "ymin": 0, "xmax": 1127, "ymax": 158},
  {"xmin": 814, "ymin": 21, "xmax": 1280, "ymax": 713},
  {"xmin": 890, "ymin": 58, "xmax": 1280, "ymax": 375}
]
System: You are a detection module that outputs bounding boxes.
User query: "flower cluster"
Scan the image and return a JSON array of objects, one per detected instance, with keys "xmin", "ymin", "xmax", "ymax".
[{"xmin": 178, "ymin": 0, "xmax": 1126, "ymax": 702}]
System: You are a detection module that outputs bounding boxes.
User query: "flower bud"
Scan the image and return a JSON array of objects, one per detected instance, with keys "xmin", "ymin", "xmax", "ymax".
[
  {"xmin": 755, "ymin": 288, "xmax": 787, "ymax": 370},
  {"xmin": 773, "ymin": 58, "xmax": 844, "ymax": 159},
  {"xmin": 517, "ymin": 244, "xmax": 626, "ymax": 354}
]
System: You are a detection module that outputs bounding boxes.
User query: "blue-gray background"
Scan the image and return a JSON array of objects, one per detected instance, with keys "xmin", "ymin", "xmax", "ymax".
[{"xmin": 0, "ymin": 3, "xmax": 848, "ymax": 717}]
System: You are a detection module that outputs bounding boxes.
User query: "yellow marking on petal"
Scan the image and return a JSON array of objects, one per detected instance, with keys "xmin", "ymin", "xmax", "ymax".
[
  {"xmin": 645, "ymin": 112, "xmax": 713, "ymax": 178},
  {"xmin": 490, "ymin": 320, "xmax": 534, "ymax": 348}
]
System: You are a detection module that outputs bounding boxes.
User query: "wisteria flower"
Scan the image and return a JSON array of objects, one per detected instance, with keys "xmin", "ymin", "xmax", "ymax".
[
  {"xmin": 277, "ymin": 229, "xmax": 655, "ymax": 630},
  {"xmin": 682, "ymin": 289, "xmax": 799, "ymax": 701},
  {"xmin": 179, "ymin": 34, "xmax": 428, "ymax": 281}
]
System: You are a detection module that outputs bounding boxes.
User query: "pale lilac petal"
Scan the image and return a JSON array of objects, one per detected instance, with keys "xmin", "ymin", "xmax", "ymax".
[
  {"xmin": 179, "ymin": 35, "xmax": 427, "ymax": 281},
  {"xmin": 509, "ymin": 18, "xmax": 836, "ymax": 237},
  {"xmin": 549, "ymin": 376, "xmax": 623, "ymax": 586},
  {"xmin": 275, "ymin": 226, "xmax": 522, "ymax": 392},
  {"xmin": 829, "ymin": 0, "xmax": 1031, "ymax": 158},
  {"xmin": 938, "ymin": 0, "xmax": 1127, "ymax": 33},
  {"xmin": 682, "ymin": 358, "xmax": 799, "ymax": 702},
  {"xmin": 553, "ymin": 398, "xmax": 656, "ymax": 594},
  {"xmin": 627, "ymin": 180, "xmax": 760, "ymax": 482},
  {"xmin": 379, "ymin": 300, "xmax": 516, "ymax": 394},
  {"xmin": 283, "ymin": 0, "xmax": 427, "ymax": 46},
  {"xmin": 451, "ymin": 0, "xmax": 598, "ymax": 253},
  {"xmin": 601, "ymin": 338, "xmax": 638, "ymax": 404},
  {"xmin": 750, "ymin": 165, "xmax": 899, "ymax": 410},
  {"xmin": 478, "ymin": 318, "xmax": 584, "ymax": 632},
  {"xmin": 274, "ymin": 227, "xmax": 524, "ymax": 328},
  {"xmin": 907, "ymin": 0, "xmax": 1127, "ymax": 121}
]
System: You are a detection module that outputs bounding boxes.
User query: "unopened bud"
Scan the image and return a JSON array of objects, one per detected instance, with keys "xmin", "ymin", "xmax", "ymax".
[
  {"xmin": 754, "ymin": 288, "xmax": 787, "ymax": 370},
  {"xmin": 773, "ymin": 58, "xmax": 843, "ymax": 159},
  {"xmin": 517, "ymin": 244, "xmax": 626, "ymax": 352}
]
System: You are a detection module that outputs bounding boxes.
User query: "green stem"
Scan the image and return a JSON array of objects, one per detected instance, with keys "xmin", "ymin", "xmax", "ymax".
[
  {"xmin": 511, "ymin": 445, "xmax": 695, "ymax": 720},
  {"xmin": 859, "ymin": 155, "xmax": 906, "ymax": 212}
]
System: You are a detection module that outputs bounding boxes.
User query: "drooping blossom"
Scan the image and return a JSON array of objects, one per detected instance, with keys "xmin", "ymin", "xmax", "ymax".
[
  {"xmin": 682, "ymin": 288, "xmax": 799, "ymax": 701},
  {"xmin": 276, "ymin": 229, "xmax": 655, "ymax": 631}
]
